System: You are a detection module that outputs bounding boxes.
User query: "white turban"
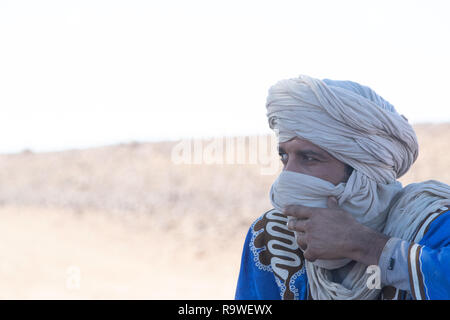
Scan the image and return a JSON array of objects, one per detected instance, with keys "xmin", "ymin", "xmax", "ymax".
[
  {"xmin": 267, "ymin": 75, "xmax": 418, "ymax": 183},
  {"xmin": 266, "ymin": 75, "xmax": 450, "ymax": 300}
]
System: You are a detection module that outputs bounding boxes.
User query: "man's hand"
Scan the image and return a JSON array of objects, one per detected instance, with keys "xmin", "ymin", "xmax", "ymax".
[{"xmin": 284, "ymin": 197, "xmax": 389, "ymax": 265}]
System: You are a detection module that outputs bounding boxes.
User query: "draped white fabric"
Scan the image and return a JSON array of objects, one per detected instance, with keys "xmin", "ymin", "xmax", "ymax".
[
  {"xmin": 270, "ymin": 170, "xmax": 403, "ymax": 269},
  {"xmin": 266, "ymin": 75, "xmax": 450, "ymax": 300}
]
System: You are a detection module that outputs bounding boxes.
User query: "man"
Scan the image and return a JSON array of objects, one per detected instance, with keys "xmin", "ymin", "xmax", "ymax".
[{"xmin": 235, "ymin": 75, "xmax": 450, "ymax": 300}]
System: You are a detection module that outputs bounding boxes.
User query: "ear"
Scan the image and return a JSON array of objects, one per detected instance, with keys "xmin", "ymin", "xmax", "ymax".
[{"xmin": 327, "ymin": 196, "xmax": 339, "ymax": 209}]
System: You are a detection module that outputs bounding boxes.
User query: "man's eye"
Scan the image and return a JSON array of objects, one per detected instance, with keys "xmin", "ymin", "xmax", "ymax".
[{"xmin": 279, "ymin": 152, "xmax": 317, "ymax": 163}]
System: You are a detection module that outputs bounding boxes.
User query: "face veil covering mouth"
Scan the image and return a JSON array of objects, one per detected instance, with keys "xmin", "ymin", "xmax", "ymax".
[
  {"xmin": 265, "ymin": 75, "xmax": 450, "ymax": 300},
  {"xmin": 269, "ymin": 170, "xmax": 403, "ymax": 270}
]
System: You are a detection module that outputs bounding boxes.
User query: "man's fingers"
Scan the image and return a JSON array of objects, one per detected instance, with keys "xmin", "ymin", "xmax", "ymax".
[
  {"xmin": 295, "ymin": 231, "xmax": 307, "ymax": 251},
  {"xmin": 327, "ymin": 196, "xmax": 339, "ymax": 209},
  {"xmin": 283, "ymin": 204, "xmax": 313, "ymax": 219},
  {"xmin": 287, "ymin": 218, "xmax": 307, "ymax": 233},
  {"xmin": 287, "ymin": 218, "xmax": 308, "ymax": 250},
  {"xmin": 303, "ymin": 249, "xmax": 316, "ymax": 262}
]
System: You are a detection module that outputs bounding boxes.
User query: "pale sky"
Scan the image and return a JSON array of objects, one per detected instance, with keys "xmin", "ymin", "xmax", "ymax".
[{"xmin": 1, "ymin": 0, "xmax": 449, "ymax": 154}]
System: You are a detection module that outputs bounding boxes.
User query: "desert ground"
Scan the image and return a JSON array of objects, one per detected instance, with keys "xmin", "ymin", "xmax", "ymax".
[{"xmin": 0, "ymin": 123, "xmax": 449, "ymax": 299}]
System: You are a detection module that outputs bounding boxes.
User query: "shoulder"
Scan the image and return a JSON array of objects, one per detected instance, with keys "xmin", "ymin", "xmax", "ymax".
[
  {"xmin": 245, "ymin": 208, "xmax": 307, "ymax": 300},
  {"xmin": 248, "ymin": 209, "xmax": 305, "ymax": 277},
  {"xmin": 250, "ymin": 208, "xmax": 293, "ymax": 251},
  {"xmin": 252, "ymin": 208, "xmax": 289, "ymax": 236},
  {"xmin": 418, "ymin": 206, "xmax": 450, "ymax": 248}
]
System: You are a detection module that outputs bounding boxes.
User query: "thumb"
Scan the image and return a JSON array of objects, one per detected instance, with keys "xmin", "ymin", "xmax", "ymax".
[{"xmin": 327, "ymin": 196, "xmax": 339, "ymax": 209}]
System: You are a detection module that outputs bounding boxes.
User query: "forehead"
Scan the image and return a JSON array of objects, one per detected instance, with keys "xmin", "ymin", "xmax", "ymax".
[{"xmin": 278, "ymin": 137, "xmax": 328, "ymax": 155}]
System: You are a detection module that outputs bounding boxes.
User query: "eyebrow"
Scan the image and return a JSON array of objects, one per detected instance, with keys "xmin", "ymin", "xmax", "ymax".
[{"xmin": 278, "ymin": 146, "xmax": 327, "ymax": 159}]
